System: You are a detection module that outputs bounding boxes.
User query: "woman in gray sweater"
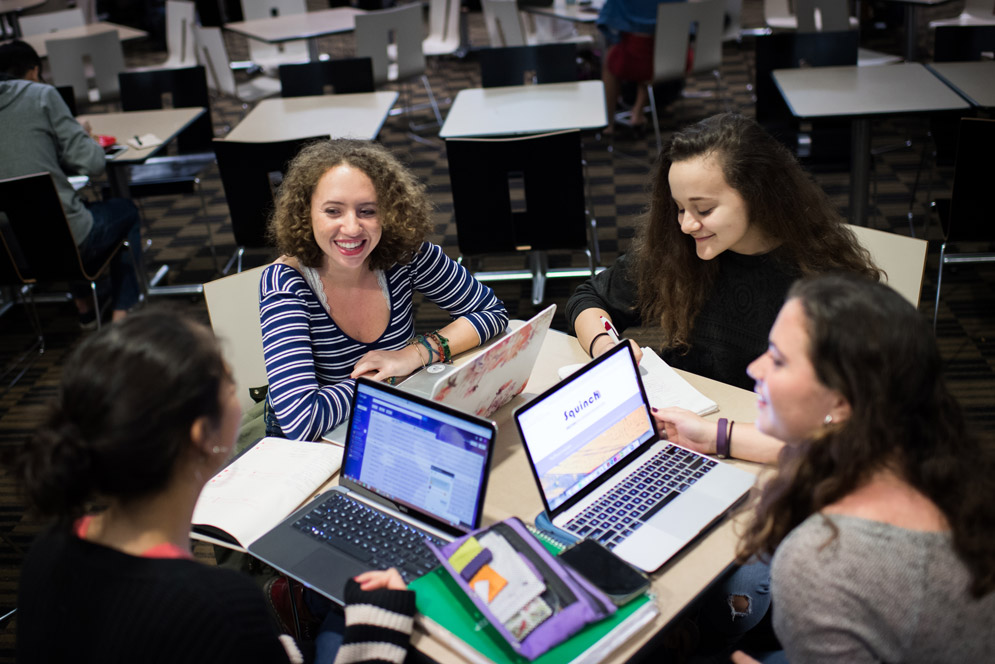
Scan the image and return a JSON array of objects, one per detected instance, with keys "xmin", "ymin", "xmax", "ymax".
[{"xmin": 723, "ymin": 274, "xmax": 995, "ymax": 663}]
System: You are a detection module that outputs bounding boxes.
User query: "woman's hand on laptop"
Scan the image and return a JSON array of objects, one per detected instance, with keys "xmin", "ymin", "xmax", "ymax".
[
  {"xmin": 354, "ymin": 568, "xmax": 407, "ymax": 591},
  {"xmin": 351, "ymin": 346, "xmax": 425, "ymax": 382},
  {"xmin": 651, "ymin": 407, "xmax": 715, "ymax": 455}
]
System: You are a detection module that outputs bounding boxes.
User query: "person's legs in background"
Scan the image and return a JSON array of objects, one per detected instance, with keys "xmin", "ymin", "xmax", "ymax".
[
  {"xmin": 74, "ymin": 198, "xmax": 142, "ymax": 323},
  {"xmin": 694, "ymin": 559, "xmax": 774, "ymax": 657}
]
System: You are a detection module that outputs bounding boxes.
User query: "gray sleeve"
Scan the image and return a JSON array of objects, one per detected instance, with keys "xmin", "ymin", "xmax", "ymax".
[
  {"xmin": 771, "ymin": 518, "xmax": 894, "ymax": 664},
  {"xmin": 43, "ymin": 86, "xmax": 105, "ymax": 177},
  {"xmin": 565, "ymin": 252, "xmax": 643, "ymax": 334}
]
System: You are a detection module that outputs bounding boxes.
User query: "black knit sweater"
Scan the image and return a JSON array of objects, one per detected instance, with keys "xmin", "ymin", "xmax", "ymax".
[{"xmin": 566, "ymin": 250, "xmax": 800, "ymax": 390}]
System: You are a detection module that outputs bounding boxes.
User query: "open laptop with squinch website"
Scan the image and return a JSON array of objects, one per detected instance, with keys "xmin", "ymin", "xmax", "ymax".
[
  {"xmin": 249, "ymin": 377, "xmax": 497, "ymax": 603},
  {"xmin": 515, "ymin": 342, "xmax": 755, "ymax": 573}
]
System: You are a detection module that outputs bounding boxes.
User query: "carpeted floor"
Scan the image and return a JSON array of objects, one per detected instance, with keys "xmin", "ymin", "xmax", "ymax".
[{"xmin": 0, "ymin": 1, "xmax": 992, "ymax": 659}]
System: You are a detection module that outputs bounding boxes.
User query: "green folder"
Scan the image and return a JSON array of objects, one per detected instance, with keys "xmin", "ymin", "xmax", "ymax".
[{"xmin": 410, "ymin": 533, "xmax": 657, "ymax": 664}]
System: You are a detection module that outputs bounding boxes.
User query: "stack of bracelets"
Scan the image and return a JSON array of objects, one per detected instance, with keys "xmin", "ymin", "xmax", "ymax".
[{"xmin": 407, "ymin": 331, "xmax": 452, "ymax": 366}]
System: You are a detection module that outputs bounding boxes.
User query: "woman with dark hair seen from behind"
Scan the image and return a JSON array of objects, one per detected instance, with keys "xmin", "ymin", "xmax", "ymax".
[
  {"xmin": 726, "ymin": 274, "xmax": 995, "ymax": 663},
  {"xmin": 568, "ymin": 113, "xmax": 879, "ymax": 392},
  {"xmin": 10, "ymin": 311, "xmax": 416, "ymax": 664},
  {"xmin": 261, "ymin": 139, "xmax": 507, "ymax": 441}
]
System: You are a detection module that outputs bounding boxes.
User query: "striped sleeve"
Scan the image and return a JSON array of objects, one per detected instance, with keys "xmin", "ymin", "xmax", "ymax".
[
  {"xmin": 333, "ymin": 580, "xmax": 416, "ymax": 664},
  {"xmin": 259, "ymin": 264, "xmax": 355, "ymax": 441},
  {"xmin": 409, "ymin": 242, "xmax": 508, "ymax": 343}
]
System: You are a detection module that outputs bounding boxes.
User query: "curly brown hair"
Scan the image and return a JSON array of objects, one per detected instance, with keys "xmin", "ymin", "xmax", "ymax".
[
  {"xmin": 633, "ymin": 113, "xmax": 880, "ymax": 350},
  {"xmin": 269, "ymin": 140, "xmax": 433, "ymax": 270},
  {"xmin": 738, "ymin": 274, "xmax": 995, "ymax": 598}
]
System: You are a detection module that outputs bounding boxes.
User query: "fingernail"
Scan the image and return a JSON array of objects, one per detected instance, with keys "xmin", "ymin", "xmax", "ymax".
[{"xmin": 651, "ymin": 407, "xmax": 658, "ymax": 412}]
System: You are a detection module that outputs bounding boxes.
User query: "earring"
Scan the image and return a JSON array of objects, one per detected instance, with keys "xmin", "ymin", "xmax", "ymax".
[
  {"xmin": 212, "ymin": 445, "xmax": 223, "ymax": 454},
  {"xmin": 824, "ymin": 414, "xmax": 833, "ymax": 425}
]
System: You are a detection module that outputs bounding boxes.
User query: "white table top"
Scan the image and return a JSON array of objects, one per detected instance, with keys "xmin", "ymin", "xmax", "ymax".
[
  {"xmin": 523, "ymin": 0, "xmax": 603, "ymax": 23},
  {"xmin": 772, "ymin": 62, "xmax": 970, "ymax": 119},
  {"xmin": 0, "ymin": 0, "xmax": 46, "ymax": 13},
  {"xmin": 223, "ymin": 7, "xmax": 364, "ymax": 44},
  {"xmin": 224, "ymin": 91, "xmax": 399, "ymax": 142},
  {"xmin": 440, "ymin": 80, "xmax": 608, "ymax": 138},
  {"xmin": 76, "ymin": 107, "xmax": 206, "ymax": 163},
  {"xmin": 21, "ymin": 21, "xmax": 147, "ymax": 58},
  {"xmin": 927, "ymin": 61, "xmax": 995, "ymax": 108},
  {"xmin": 411, "ymin": 329, "xmax": 764, "ymax": 663}
]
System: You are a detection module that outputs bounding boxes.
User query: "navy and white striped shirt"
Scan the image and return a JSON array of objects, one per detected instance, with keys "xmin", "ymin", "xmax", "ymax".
[{"xmin": 259, "ymin": 242, "xmax": 508, "ymax": 441}]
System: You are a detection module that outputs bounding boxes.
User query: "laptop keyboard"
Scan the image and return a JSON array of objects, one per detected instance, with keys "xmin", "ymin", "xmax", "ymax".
[
  {"xmin": 565, "ymin": 446, "xmax": 718, "ymax": 550},
  {"xmin": 292, "ymin": 492, "xmax": 445, "ymax": 583}
]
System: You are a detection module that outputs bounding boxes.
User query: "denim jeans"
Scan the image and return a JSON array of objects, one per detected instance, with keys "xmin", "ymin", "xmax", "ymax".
[
  {"xmin": 304, "ymin": 590, "xmax": 345, "ymax": 664},
  {"xmin": 695, "ymin": 559, "xmax": 773, "ymax": 654},
  {"xmin": 263, "ymin": 399, "xmax": 284, "ymax": 438},
  {"xmin": 73, "ymin": 198, "xmax": 142, "ymax": 311}
]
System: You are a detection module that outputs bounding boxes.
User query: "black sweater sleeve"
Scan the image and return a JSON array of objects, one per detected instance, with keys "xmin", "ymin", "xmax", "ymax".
[{"xmin": 565, "ymin": 253, "xmax": 643, "ymax": 334}]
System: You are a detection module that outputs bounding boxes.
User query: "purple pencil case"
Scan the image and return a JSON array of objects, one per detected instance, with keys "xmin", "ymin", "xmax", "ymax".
[{"xmin": 426, "ymin": 517, "xmax": 615, "ymax": 660}]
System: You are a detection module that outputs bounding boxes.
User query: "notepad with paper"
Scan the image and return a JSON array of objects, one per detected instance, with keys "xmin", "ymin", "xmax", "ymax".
[
  {"xmin": 559, "ymin": 347, "xmax": 718, "ymax": 416},
  {"xmin": 192, "ymin": 437, "xmax": 343, "ymax": 548}
]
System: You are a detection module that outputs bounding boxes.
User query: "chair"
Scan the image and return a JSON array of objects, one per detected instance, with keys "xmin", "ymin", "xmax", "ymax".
[
  {"xmin": 793, "ymin": 0, "xmax": 902, "ymax": 67},
  {"xmin": 354, "ymin": 4, "xmax": 443, "ymax": 127},
  {"xmin": 423, "ymin": 0, "xmax": 463, "ymax": 57},
  {"xmin": 0, "ymin": 172, "xmax": 148, "ymax": 330},
  {"xmin": 278, "ymin": 57, "xmax": 375, "ymax": 97},
  {"xmin": 194, "ymin": 25, "xmax": 282, "ymax": 108},
  {"xmin": 477, "ymin": 43, "xmax": 576, "ymax": 88},
  {"xmin": 754, "ymin": 30, "xmax": 858, "ymax": 163},
  {"xmin": 929, "ymin": 0, "xmax": 995, "ymax": 28},
  {"xmin": 239, "ymin": 0, "xmax": 309, "ymax": 73},
  {"xmin": 648, "ymin": 0, "xmax": 726, "ymax": 153},
  {"xmin": 46, "ymin": 30, "xmax": 125, "ymax": 106},
  {"xmin": 118, "ymin": 65, "xmax": 219, "ymax": 270},
  {"xmin": 203, "ymin": 265, "xmax": 268, "ymax": 410},
  {"xmin": 846, "ymin": 225, "xmax": 928, "ymax": 307},
  {"xmin": 158, "ymin": 1, "xmax": 198, "ymax": 69},
  {"xmin": 934, "ymin": 24, "xmax": 995, "ymax": 61},
  {"xmin": 213, "ymin": 136, "xmax": 324, "ymax": 273},
  {"xmin": 763, "ymin": 0, "xmax": 858, "ymax": 31},
  {"xmin": 933, "ymin": 118, "xmax": 995, "ymax": 330},
  {"xmin": 17, "ymin": 8, "xmax": 84, "ymax": 36},
  {"xmin": 445, "ymin": 130, "xmax": 598, "ymax": 305},
  {"xmin": 0, "ymin": 235, "xmax": 44, "ymax": 394},
  {"xmin": 481, "ymin": 0, "xmax": 528, "ymax": 47}
]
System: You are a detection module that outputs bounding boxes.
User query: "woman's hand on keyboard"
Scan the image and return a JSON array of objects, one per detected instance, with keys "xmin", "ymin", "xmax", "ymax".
[
  {"xmin": 354, "ymin": 568, "xmax": 407, "ymax": 591},
  {"xmin": 651, "ymin": 407, "xmax": 716, "ymax": 455}
]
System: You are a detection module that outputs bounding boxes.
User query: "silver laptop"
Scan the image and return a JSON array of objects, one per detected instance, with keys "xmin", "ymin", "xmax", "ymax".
[
  {"xmin": 249, "ymin": 377, "xmax": 497, "ymax": 603},
  {"xmin": 514, "ymin": 342, "xmax": 755, "ymax": 573},
  {"xmin": 323, "ymin": 304, "xmax": 555, "ymax": 442}
]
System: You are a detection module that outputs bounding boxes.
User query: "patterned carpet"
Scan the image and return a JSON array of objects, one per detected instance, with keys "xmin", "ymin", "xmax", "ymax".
[{"xmin": 0, "ymin": 1, "xmax": 992, "ymax": 659}]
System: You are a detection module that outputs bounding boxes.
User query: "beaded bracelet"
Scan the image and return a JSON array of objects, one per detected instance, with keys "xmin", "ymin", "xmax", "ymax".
[{"xmin": 428, "ymin": 330, "xmax": 452, "ymax": 363}]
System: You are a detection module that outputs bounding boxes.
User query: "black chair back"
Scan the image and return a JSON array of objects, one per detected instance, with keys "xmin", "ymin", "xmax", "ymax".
[
  {"xmin": 0, "ymin": 172, "xmax": 106, "ymax": 283},
  {"xmin": 213, "ymin": 136, "xmax": 326, "ymax": 249},
  {"xmin": 445, "ymin": 130, "xmax": 588, "ymax": 256},
  {"xmin": 278, "ymin": 57, "xmax": 376, "ymax": 97},
  {"xmin": 478, "ymin": 43, "xmax": 577, "ymax": 88},
  {"xmin": 934, "ymin": 25, "xmax": 995, "ymax": 62},
  {"xmin": 55, "ymin": 85, "xmax": 77, "ymax": 116},
  {"xmin": 118, "ymin": 65, "xmax": 213, "ymax": 153},
  {"xmin": 946, "ymin": 118, "xmax": 995, "ymax": 243}
]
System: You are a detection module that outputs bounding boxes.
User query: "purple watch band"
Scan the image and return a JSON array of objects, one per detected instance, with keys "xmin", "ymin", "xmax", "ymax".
[{"xmin": 716, "ymin": 417, "xmax": 730, "ymax": 458}]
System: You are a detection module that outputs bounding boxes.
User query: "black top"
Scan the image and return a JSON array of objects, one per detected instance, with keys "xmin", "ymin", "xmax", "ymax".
[
  {"xmin": 17, "ymin": 525, "xmax": 291, "ymax": 664},
  {"xmin": 566, "ymin": 250, "xmax": 800, "ymax": 390}
]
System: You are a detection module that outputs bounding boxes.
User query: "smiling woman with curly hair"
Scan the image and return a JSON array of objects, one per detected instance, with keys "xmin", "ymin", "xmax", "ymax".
[{"xmin": 260, "ymin": 140, "xmax": 508, "ymax": 441}]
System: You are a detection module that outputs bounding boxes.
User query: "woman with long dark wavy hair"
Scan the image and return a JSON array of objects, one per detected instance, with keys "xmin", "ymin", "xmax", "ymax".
[
  {"xmin": 720, "ymin": 274, "xmax": 995, "ymax": 662},
  {"xmin": 567, "ymin": 113, "xmax": 879, "ymax": 391}
]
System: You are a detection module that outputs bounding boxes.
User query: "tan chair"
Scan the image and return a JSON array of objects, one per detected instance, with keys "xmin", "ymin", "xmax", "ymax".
[
  {"xmin": 203, "ymin": 265, "xmax": 269, "ymax": 411},
  {"xmin": 481, "ymin": 0, "xmax": 527, "ymax": 47},
  {"xmin": 160, "ymin": 0, "xmax": 198, "ymax": 68},
  {"xmin": 239, "ymin": 0, "xmax": 310, "ymax": 73},
  {"xmin": 847, "ymin": 224, "xmax": 928, "ymax": 307},
  {"xmin": 46, "ymin": 30, "xmax": 125, "ymax": 105},
  {"xmin": 194, "ymin": 25, "xmax": 282, "ymax": 109}
]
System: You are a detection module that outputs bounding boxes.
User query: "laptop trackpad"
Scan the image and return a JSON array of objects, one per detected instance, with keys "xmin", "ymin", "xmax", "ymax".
[{"xmin": 292, "ymin": 549, "xmax": 369, "ymax": 593}]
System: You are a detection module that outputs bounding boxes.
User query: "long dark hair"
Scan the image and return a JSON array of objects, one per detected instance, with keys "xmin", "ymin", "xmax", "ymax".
[
  {"xmin": 634, "ymin": 113, "xmax": 879, "ymax": 349},
  {"xmin": 7, "ymin": 310, "xmax": 230, "ymax": 521},
  {"xmin": 739, "ymin": 274, "xmax": 995, "ymax": 597}
]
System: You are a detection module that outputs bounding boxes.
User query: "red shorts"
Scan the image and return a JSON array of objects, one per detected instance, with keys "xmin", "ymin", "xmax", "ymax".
[{"xmin": 606, "ymin": 32, "xmax": 654, "ymax": 83}]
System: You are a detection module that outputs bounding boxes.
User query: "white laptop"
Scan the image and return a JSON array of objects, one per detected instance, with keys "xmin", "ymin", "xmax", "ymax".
[
  {"xmin": 514, "ymin": 342, "xmax": 755, "ymax": 573},
  {"xmin": 323, "ymin": 304, "xmax": 556, "ymax": 443}
]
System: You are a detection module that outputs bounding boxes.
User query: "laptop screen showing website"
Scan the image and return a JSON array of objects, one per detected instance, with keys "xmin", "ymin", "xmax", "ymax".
[
  {"xmin": 342, "ymin": 379, "xmax": 494, "ymax": 532},
  {"xmin": 517, "ymin": 344, "xmax": 656, "ymax": 512}
]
